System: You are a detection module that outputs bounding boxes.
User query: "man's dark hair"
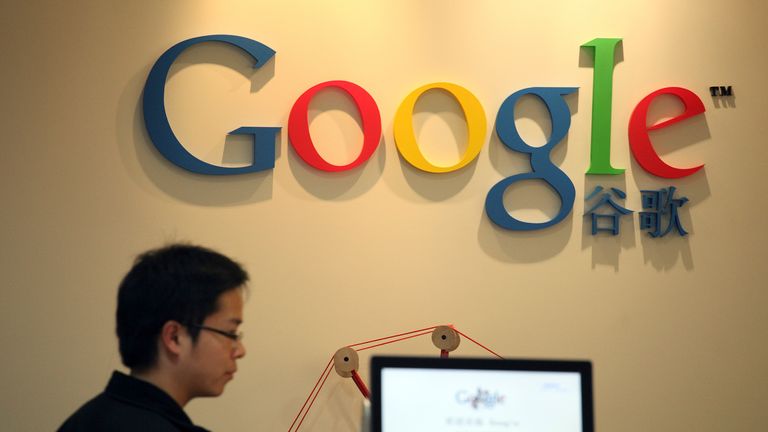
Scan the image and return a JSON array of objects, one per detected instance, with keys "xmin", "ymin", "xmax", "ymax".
[{"xmin": 116, "ymin": 243, "xmax": 249, "ymax": 371}]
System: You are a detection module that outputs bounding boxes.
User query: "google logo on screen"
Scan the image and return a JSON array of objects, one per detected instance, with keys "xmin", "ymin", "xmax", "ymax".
[{"xmin": 143, "ymin": 35, "xmax": 706, "ymax": 231}]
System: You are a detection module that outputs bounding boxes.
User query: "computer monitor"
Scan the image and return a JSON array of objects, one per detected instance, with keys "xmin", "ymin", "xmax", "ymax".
[{"xmin": 370, "ymin": 356, "xmax": 593, "ymax": 432}]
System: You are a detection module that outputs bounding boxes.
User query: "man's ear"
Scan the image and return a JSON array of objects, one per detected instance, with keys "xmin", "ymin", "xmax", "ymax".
[{"xmin": 159, "ymin": 321, "xmax": 185, "ymax": 356}]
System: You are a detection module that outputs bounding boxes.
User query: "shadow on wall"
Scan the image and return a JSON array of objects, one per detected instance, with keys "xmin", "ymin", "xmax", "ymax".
[
  {"xmin": 287, "ymin": 139, "xmax": 386, "ymax": 201},
  {"xmin": 711, "ymin": 93, "xmax": 736, "ymax": 109},
  {"xmin": 116, "ymin": 42, "xmax": 278, "ymax": 207},
  {"xmin": 477, "ymin": 211, "xmax": 574, "ymax": 264}
]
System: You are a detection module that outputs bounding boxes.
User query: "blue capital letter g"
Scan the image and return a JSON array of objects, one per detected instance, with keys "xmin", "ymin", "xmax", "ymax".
[{"xmin": 142, "ymin": 35, "xmax": 279, "ymax": 175}]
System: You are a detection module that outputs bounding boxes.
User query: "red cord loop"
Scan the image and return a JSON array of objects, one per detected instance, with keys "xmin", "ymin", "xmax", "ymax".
[{"xmin": 288, "ymin": 325, "xmax": 500, "ymax": 432}]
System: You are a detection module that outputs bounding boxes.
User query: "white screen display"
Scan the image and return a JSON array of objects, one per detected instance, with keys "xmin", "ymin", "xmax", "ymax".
[{"xmin": 381, "ymin": 368, "xmax": 583, "ymax": 432}]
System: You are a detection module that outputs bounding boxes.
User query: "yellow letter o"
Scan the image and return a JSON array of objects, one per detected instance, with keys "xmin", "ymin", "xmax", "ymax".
[{"xmin": 393, "ymin": 82, "xmax": 486, "ymax": 173}]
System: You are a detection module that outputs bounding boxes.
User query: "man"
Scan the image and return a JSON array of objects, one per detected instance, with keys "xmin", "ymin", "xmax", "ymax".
[{"xmin": 58, "ymin": 244, "xmax": 249, "ymax": 431}]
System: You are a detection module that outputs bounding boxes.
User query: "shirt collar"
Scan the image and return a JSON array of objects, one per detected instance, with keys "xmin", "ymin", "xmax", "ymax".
[{"xmin": 105, "ymin": 371, "xmax": 209, "ymax": 432}]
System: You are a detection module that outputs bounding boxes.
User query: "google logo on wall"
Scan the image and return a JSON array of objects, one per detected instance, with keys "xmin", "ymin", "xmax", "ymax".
[{"xmin": 143, "ymin": 35, "xmax": 706, "ymax": 231}]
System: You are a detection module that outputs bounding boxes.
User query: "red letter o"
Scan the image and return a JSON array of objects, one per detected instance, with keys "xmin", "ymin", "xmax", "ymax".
[{"xmin": 288, "ymin": 80, "xmax": 382, "ymax": 172}]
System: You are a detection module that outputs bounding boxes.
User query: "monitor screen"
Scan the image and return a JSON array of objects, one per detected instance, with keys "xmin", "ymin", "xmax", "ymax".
[{"xmin": 370, "ymin": 356, "xmax": 593, "ymax": 432}]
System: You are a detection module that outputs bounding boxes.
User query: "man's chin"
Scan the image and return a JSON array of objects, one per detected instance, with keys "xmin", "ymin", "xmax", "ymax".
[{"xmin": 194, "ymin": 385, "xmax": 226, "ymax": 399}]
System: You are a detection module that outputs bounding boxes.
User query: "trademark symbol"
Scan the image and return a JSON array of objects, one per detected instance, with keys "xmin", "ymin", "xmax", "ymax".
[
  {"xmin": 709, "ymin": 85, "xmax": 733, "ymax": 96},
  {"xmin": 709, "ymin": 85, "xmax": 734, "ymax": 108}
]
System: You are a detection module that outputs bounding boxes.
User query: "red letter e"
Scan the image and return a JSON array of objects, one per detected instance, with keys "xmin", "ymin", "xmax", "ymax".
[{"xmin": 629, "ymin": 87, "xmax": 705, "ymax": 179}]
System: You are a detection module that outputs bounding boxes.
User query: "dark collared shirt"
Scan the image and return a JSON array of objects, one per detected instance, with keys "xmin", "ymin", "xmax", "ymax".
[{"xmin": 57, "ymin": 371, "xmax": 209, "ymax": 432}]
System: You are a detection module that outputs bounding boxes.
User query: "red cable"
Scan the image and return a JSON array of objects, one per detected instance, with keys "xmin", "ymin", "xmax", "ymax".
[
  {"xmin": 454, "ymin": 328, "xmax": 504, "ymax": 359},
  {"xmin": 357, "ymin": 330, "xmax": 434, "ymax": 352},
  {"xmin": 351, "ymin": 370, "xmax": 370, "ymax": 399},
  {"xmin": 287, "ymin": 357, "xmax": 333, "ymax": 432},
  {"xmin": 294, "ymin": 363, "xmax": 334, "ymax": 432},
  {"xmin": 289, "ymin": 329, "xmax": 439, "ymax": 432},
  {"xmin": 289, "ymin": 325, "xmax": 504, "ymax": 432},
  {"xmin": 348, "ymin": 325, "xmax": 443, "ymax": 348}
]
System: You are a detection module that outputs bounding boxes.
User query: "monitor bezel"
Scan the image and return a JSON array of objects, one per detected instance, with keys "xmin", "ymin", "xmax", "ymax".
[{"xmin": 370, "ymin": 356, "xmax": 594, "ymax": 432}]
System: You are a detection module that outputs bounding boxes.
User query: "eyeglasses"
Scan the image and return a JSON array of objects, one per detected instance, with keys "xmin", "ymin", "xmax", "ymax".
[{"xmin": 187, "ymin": 324, "xmax": 244, "ymax": 343}]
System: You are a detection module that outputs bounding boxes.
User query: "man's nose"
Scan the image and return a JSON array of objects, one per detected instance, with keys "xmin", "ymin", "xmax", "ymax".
[{"xmin": 234, "ymin": 340, "xmax": 246, "ymax": 359}]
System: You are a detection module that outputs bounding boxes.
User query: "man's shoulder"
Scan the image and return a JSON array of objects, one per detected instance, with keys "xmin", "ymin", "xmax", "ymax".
[
  {"xmin": 57, "ymin": 391, "xmax": 180, "ymax": 432},
  {"xmin": 58, "ymin": 372, "xmax": 210, "ymax": 432}
]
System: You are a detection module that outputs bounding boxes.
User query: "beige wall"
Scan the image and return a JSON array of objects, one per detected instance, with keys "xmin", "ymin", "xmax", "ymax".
[{"xmin": 2, "ymin": 1, "xmax": 767, "ymax": 431}]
